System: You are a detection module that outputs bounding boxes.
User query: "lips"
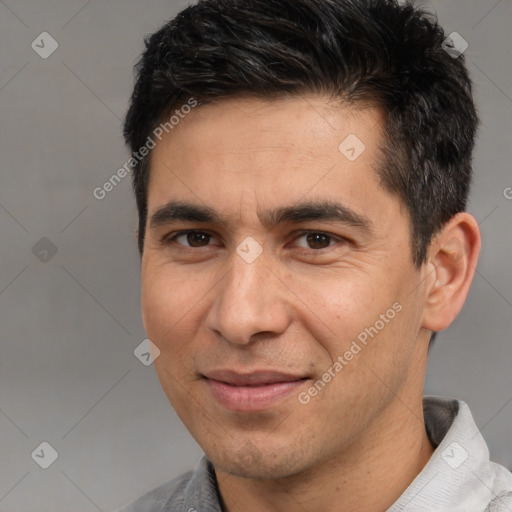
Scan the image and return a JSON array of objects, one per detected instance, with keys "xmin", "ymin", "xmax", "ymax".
[
  {"xmin": 202, "ymin": 369, "xmax": 309, "ymax": 411},
  {"xmin": 204, "ymin": 369, "xmax": 306, "ymax": 386}
]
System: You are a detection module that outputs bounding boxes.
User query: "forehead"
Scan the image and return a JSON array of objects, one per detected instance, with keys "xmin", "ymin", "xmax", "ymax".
[
  {"xmin": 151, "ymin": 94, "xmax": 384, "ymax": 166},
  {"xmin": 146, "ymin": 95, "xmax": 398, "ymax": 227}
]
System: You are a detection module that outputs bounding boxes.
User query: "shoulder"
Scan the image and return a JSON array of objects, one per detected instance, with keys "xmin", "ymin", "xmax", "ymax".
[{"xmin": 117, "ymin": 469, "xmax": 194, "ymax": 512}]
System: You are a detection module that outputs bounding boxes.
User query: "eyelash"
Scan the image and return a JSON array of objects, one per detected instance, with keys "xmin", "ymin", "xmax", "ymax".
[{"xmin": 161, "ymin": 230, "xmax": 347, "ymax": 252}]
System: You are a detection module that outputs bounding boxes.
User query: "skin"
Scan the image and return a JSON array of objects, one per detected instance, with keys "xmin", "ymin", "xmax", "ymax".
[{"xmin": 140, "ymin": 95, "xmax": 481, "ymax": 512}]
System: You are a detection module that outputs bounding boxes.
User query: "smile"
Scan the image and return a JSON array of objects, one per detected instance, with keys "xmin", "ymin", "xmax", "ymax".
[{"xmin": 202, "ymin": 370, "xmax": 309, "ymax": 412}]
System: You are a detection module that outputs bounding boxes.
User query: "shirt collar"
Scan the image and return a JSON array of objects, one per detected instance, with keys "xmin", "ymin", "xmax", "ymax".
[
  {"xmin": 388, "ymin": 395, "xmax": 498, "ymax": 511},
  {"xmin": 183, "ymin": 456, "xmax": 223, "ymax": 512}
]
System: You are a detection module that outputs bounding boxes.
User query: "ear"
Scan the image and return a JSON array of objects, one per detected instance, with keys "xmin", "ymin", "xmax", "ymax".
[{"xmin": 421, "ymin": 212, "xmax": 481, "ymax": 332}]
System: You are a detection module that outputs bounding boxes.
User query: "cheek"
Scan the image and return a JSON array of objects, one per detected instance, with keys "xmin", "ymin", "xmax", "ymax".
[
  {"xmin": 141, "ymin": 267, "xmax": 208, "ymax": 400},
  {"xmin": 299, "ymin": 267, "xmax": 413, "ymax": 371},
  {"xmin": 141, "ymin": 263, "xmax": 204, "ymax": 348},
  {"xmin": 294, "ymin": 271, "xmax": 381, "ymax": 342}
]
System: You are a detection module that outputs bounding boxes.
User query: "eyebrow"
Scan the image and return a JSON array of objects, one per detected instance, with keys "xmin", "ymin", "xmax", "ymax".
[{"xmin": 149, "ymin": 199, "xmax": 373, "ymax": 233}]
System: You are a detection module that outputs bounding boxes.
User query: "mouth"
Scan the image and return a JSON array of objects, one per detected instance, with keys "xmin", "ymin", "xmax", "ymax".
[{"xmin": 201, "ymin": 370, "xmax": 310, "ymax": 412}]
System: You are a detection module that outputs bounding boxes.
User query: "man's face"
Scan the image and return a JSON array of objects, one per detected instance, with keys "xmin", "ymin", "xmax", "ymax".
[{"xmin": 141, "ymin": 95, "xmax": 431, "ymax": 479}]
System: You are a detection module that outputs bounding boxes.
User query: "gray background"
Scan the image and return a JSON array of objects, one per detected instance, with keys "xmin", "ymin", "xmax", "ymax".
[{"xmin": 0, "ymin": 0, "xmax": 510, "ymax": 510}]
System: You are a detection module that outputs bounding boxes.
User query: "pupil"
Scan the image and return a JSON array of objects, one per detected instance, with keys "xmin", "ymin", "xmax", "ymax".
[
  {"xmin": 188, "ymin": 232, "xmax": 208, "ymax": 247},
  {"xmin": 307, "ymin": 233, "xmax": 329, "ymax": 249}
]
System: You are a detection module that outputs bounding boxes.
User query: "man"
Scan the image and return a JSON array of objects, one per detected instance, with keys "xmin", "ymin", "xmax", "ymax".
[{"xmin": 119, "ymin": 0, "xmax": 512, "ymax": 510}]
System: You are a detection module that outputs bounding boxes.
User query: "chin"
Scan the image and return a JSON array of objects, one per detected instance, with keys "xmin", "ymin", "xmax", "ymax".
[{"xmin": 205, "ymin": 439, "xmax": 311, "ymax": 480}]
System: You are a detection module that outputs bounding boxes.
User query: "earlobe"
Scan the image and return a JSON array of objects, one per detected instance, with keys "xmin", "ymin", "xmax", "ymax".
[{"xmin": 421, "ymin": 212, "xmax": 481, "ymax": 332}]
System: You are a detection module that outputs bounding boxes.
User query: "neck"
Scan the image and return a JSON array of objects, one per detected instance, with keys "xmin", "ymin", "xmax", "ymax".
[{"xmin": 216, "ymin": 395, "xmax": 435, "ymax": 512}]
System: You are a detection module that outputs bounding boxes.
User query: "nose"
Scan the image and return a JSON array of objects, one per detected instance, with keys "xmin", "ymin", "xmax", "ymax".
[{"xmin": 205, "ymin": 243, "xmax": 291, "ymax": 345}]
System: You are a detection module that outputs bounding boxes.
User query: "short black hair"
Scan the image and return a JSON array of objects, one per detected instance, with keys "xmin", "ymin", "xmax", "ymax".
[{"xmin": 123, "ymin": 0, "xmax": 478, "ymax": 267}]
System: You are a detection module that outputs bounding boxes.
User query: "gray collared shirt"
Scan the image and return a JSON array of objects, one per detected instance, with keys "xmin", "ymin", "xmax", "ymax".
[{"xmin": 118, "ymin": 396, "xmax": 512, "ymax": 511}]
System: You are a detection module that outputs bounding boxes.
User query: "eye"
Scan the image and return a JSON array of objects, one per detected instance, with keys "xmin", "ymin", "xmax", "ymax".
[
  {"xmin": 162, "ymin": 230, "xmax": 346, "ymax": 252},
  {"xmin": 291, "ymin": 231, "xmax": 343, "ymax": 250},
  {"xmin": 163, "ymin": 230, "xmax": 218, "ymax": 248}
]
